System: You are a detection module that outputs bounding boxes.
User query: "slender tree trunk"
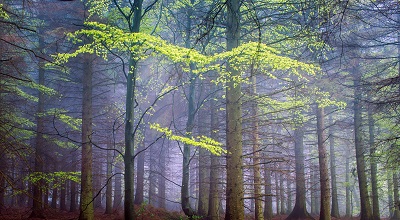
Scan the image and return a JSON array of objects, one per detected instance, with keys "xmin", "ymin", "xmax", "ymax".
[
  {"xmin": 225, "ymin": 0, "xmax": 244, "ymax": 218},
  {"xmin": 250, "ymin": 74, "xmax": 263, "ymax": 220},
  {"xmin": 113, "ymin": 162, "xmax": 122, "ymax": 211},
  {"xmin": 181, "ymin": 0, "xmax": 196, "ymax": 216},
  {"xmin": 0, "ymin": 154, "xmax": 5, "ymax": 214},
  {"xmin": 105, "ymin": 142, "xmax": 113, "ymax": 214},
  {"xmin": 79, "ymin": 54, "xmax": 94, "ymax": 220},
  {"xmin": 353, "ymin": 67, "xmax": 373, "ymax": 220},
  {"xmin": 70, "ymin": 152, "xmax": 77, "ymax": 212},
  {"xmin": 60, "ymin": 181, "xmax": 66, "ymax": 211},
  {"xmin": 198, "ymin": 107, "xmax": 210, "ymax": 217},
  {"xmin": 264, "ymin": 162, "xmax": 273, "ymax": 220},
  {"xmin": 286, "ymin": 126, "xmax": 313, "ymax": 220},
  {"xmin": 124, "ymin": 1, "xmax": 143, "ymax": 219},
  {"xmin": 389, "ymin": 172, "xmax": 394, "ymax": 217},
  {"xmin": 345, "ymin": 149, "xmax": 351, "ymax": 217},
  {"xmin": 368, "ymin": 106, "xmax": 380, "ymax": 220},
  {"xmin": 391, "ymin": 173, "xmax": 400, "ymax": 220},
  {"xmin": 30, "ymin": 33, "xmax": 46, "ymax": 219},
  {"xmin": 329, "ymin": 114, "xmax": 340, "ymax": 218},
  {"xmin": 158, "ymin": 144, "xmax": 166, "ymax": 209},
  {"xmin": 275, "ymin": 169, "xmax": 280, "ymax": 215},
  {"xmin": 134, "ymin": 135, "xmax": 145, "ymax": 205},
  {"xmin": 280, "ymin": 173, "xmax": 285, "ymax": 215},
  {"xmin": 207, "ymin": 85, "xmax": 220, "ymax": 220},
  {"xmin": 287, "ymin": 180, "xmax": 292, "ymax": 214},
  {"xmin": 317, "ymin": 107, "xmax": 330, "ymax": 220}
]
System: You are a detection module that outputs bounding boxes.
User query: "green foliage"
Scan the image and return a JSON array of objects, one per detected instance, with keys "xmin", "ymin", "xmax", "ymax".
[
  {"xmin": 150, "ymin": 123, "xmax": 226, "ymax": 156},
  {"xmin": 0, "ymin": 4, "xmax": 9, "ymax": 19},
  {"xmin": 27, "ymin": 171, "xmax": 81, "ymax": 188}
]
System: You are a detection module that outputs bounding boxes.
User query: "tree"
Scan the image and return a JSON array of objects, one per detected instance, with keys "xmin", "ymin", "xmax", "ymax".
[
  {"xmin": 353, "ymin": 62, "xmax": 373, "ymax": 220},
  {"xmin": 225, "ymin": 0, "xmax": 244, "ymax": 219},
  {"xmin": 316, "ymin": 106, "xmax": 330, "ymax": 220},
  {"xmin": 328, "ymin": 114, "xmax": 340, "ymax": 218},
  {"xmin": 286, "ymin": 125, "xmax": 313, "ymax": 220}
]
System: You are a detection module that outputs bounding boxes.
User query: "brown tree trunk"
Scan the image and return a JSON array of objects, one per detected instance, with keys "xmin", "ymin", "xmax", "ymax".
[
  {"xmin": 225, "ymin": 0, "xmax": 243, "ymax": 219},
  {"xmin": 198, "ymin": 108, "xmax": 210, "ymax": 217},
  {"xmin": 316, "ymin": 107, "xmax": 330, "ymax": 220},
  {"xmin": 368, "ymin": 106, "xmax": 380, "ymax": 220},
  {"xmin": 60, "ymin": 181, "xmax": 66, "ymax": 211},
  {"xmin": 329, "ymin": 114, "xmax": 340, "ymax": 218},
  {"xmin": 389, "ymin": 173, "xmax": 394, "ymax": 217},
  {"xmin": 113, "ymin": 162, "xmax": 123, "ymax": 211},
  {"xmin": 250, "ymin": 74, "xmax": 263, "ymax": 220},
  {"xmin": 353, "ymin": 67, "xmax": 373, "ymax": 220},
  {"xmin": 264, "ymin": 162, "xmax": 273, "ymax": 220},
  {"xmin": 79, "ymin": 54, "xmax": 94, "ymax": 220},
  {"xmin": 29, "ymin": 33, "xmax": 46, "ymax": 219},
  {"xmin": 391, "ymin": 173, "xmax": 400, "ymax": 220},
  {"xmin": 105, "ymin": 142, "xmax": 113, "ymax": 214},
  {"xmin": 134, "ymin": 135, "xmax": 145, "ymax": 205},
  {"xmin": 207, "ymin": 85, "xmax": 220, "ymax": 220},
  {"xmin": 286, "ymin": 126, "xmax": 313, "ymax": 220}
]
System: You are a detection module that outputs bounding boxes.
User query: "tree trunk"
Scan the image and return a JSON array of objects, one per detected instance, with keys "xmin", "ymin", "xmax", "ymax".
[
  {"xmin": 317, "ymin": 107, "xmax": 330, "ymax": 220},
  {"xmin": 280, "ymin": 173, "xmax": 285, "ymax": 215},
  {"xmin": 29, "ymin": 33, "xmax": 46, "ymax": 219},
  {"xmin": 105, "ymin": 142, "xmax": 113, "ymax": 214},
  {"xmin": 181, "ymin": 0, "xmax": 196, "ymax": 216},
  {"xmin": 250, "ymin": 74, "xmax": 263, "ymax": 220},
  {"xmin": 207, "ymin": 85, "xmax": 220, "ymax": 220},
  {"xmin": 158, "ymin": 144, "xmax": 166, "ymax": 209},
  {"xmin": 389, "ymin": 172, "xmax": 394, "ymax": 217},
  {"xmin": 198, "ymin": 108, "xmax": 210, "ymax": 217},
  {"xmin": 275, "ymin": 169, "xmax": 280, "ymax": 215},
  {"xmin": 368, "ymin": 106, "xmax": 380, "ymax": 220},
  {"xmin": 353, "ymin": 67, "xmax": 373, "ymax": 220},
  {"xmin": 225, "ymin": 0, "xmax": 244, "ymax": 219},
  {"xmin": 329, "ymin": 114, "xmax": 340, "ymax": 218},
  {"xmin": 124, "ymin": 1, "xmax": 143, "ymax": 219},
  {"xmin": 113, "ymin": 162, "xmax": 122, "ymax": 211},
  {"xmin": 391, "ymin": 173, "xmax": 400, "ymax": 220},
  {"xmin": 286, "ymin": 126, "xmax": 313, "ymax": 220},
  {"xmin": 345, "ymin": 148, "xmax": 351, "ymax": 217},
  {"xmin": 134, "ymin": 135, "xmax": 145, "ymax": 205},
  {"xmin": 79, "ymin": 54, "xmax": 94, "ymax": 220},
  {"xmin": 264, "ymin": 162, "xmax": 273, "ymax": 220},
  {"xmin": 60, "ymin": 181, "xmax": 66, "ymax": 211}
]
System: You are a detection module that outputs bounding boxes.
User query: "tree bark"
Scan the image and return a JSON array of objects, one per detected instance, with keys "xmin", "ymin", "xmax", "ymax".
[
  {"xmin": 368, "ymin": 106, "xmax": 380, "ymax": 220},
  {"xmin": 264, "ymin": 162, "xmax": 273, "ymax": 220},
  {"xmin": 29, "ymin": 33, "xmax": 46, "ymax": 219},
  {"xmin": 198, "ymin": 108, "xmax": 210, "ymax": 217},
  {"xmin": 113, "ymin": 162, "xmax": 122, "ymax": 211},
  {"xmin": 105, "ymin": 142, "xmax": 113, "ymax": 214},
  {"xmin": 391, "ymin": 173, "xmax": 400, "ymax": 220},
  {"xmin": 317, "ymin": 107, "xmax": 330, "ymax": 220},
  {"xmin": 353, "ymin": 66, "xmax": 373, "ymax": 220},
  {"xmin": 79, "ymin": 54, "xmax": 94, "ymax": 220},
  {"xmin": 345, "ymin": 148, "xmax": 351, "ymax": 217},
  {"xmin": 250, "ymin": 74, "xmax": 263, "ymax": 220},
  {"xmin": 124, "ymin": 1, "xmax": 143, "ymax": 219},
  {"xmin": 207, "ymin": 84, "xmax": 220, "ymax": 220},
  {"xmin": 181, "ymin": 0, "xmax": 196, "ymax": 216},
  {"xmin": 329, "ymin": 114, "xmax": 340, "ymax": 218},
  {"xmin": 134, "ymin": 135, "xmax": 145, "ymax": 205},
  {"xmin": 286, "ymin": 126, "xmax": 313, "ymax": 220},
  {"xmin": 225, "ymin": 0, "xmax": 244, "ymax": 219}
]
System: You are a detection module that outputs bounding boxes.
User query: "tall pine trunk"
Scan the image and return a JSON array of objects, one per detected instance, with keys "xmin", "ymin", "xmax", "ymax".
[
  {"xmin": 207, "ymin": 83, "xmax": 220, "ymax": 220},
  {"xmin": 30, "ymin": 33, "xmax": 46, "ymax": 219},
  {"xmin": 250, "ymin": 74, "xmax": 263, "ymax": 220},
  {"xmin": 368, "ymin": 106, "xmax": 380, "ymax": 220},
  {"xmin": 286, "ymin": 126, "xmax": 313, "ymax": 220},
  {"xmin": 329, "ymin": 114, "xmax": 340, "ymax": 218},
  {"xmin": 353, "ymin": 65, "xmax": 373, "ymax": 220},
  {"xmin": 316, "ymin": 106, "xmax": 330, "ymax": 220},
  {"xmin": 225, "ymin": 0, "xmax": 244, "ymax": 219},
  {"xmin": 79, "ymin": 54, "xmax": 94, "ymax": 220}
]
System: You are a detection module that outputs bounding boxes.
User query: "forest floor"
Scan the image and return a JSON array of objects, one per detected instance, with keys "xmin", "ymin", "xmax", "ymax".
[{"xmin": 0, "ymin": 206, "xmax": 365, "ymax": 220}]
